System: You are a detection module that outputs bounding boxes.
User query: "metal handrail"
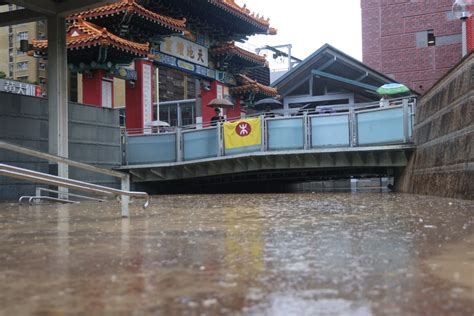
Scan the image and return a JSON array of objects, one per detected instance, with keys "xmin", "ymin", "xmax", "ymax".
[
  {"xmin": 0, "ymin": 140, "xmax": 150, "ymax": 217},
  {"xmin": 0, "ymin": 141, "xmax": 127, "ymax": 179},
  {"xmin": 19, "ymin": 195, "xmax": 79, "ymax": 205},
  {"xmin": 36, "ymin": 187, "xmax": 107, "ymax": 202},
  {"xmin": 0, "ymin": 163, "xmax": 150, "ymax": 209}
]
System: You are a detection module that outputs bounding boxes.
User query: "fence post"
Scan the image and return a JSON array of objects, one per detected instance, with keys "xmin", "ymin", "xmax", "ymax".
[
  {"xmin": 176, "ymin": 128, "xmax": 183, "ymax": 162},
  {"xmin": 122, "ymin": 128, "xmax": 128, "ymax": 166},
  {"xmin": 349, "ymin": 108, "xmax": 357, "ymax": 147},
  {"xmin": 261, "ymin": 115, "xmax": 266, "ymax": 152},
  {"xmin": 402, "ymin": 98, "xmax": 409, "ymax": 143},
  {"xmin": 217, "ymin": 124, "xmax": 223, "ymax": 157},
  {"xmin": 121, "ymin": 174, "xmax": 130, "ymax": 218},
  {"xmin": 303, "ymin": 112, "xmax": 309, "ymax": 150}
]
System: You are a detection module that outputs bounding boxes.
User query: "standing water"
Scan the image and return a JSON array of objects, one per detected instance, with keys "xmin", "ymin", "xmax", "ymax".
[{"xmin": 0, "ymin": 193, "xmax": 472, "ymax": 315}]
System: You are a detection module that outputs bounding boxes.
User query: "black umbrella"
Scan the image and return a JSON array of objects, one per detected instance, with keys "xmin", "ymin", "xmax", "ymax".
[
  {"xmin": 253, "ymin": 98, "xmax": 283, "ymax": 111},
  {"xmin": 207, "ymin": 98, "xmax": 234, "ymax": 109}
]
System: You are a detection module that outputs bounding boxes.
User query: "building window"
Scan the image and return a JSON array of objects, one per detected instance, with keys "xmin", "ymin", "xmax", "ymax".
[
  {"xmin": 16, "ymin": 31, "xmax": 28, "ymax": 41},
  {"xmin": 17, "ymin": 76, "xmax": 28, "ymax": 82},
  {"xmin": 16, "ymin": 49, "xmax": 25, "ymax": 56},
  {"xmin": 39, "ymin": 63, "xmax": 46, "ymax": 70},
  {"xmin": 427, "ymin": 30, "xmax": 436, "ymax": 46},
  {"xmin": 16, "ymin": 61, "xmax": 28, "ymax": 70},
  {"xmin": 39, "ymin": 77, "xmax": 47, "ymax": 84}
]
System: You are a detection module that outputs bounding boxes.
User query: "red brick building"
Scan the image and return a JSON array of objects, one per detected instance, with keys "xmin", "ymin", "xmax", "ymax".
[{"xmin": 361, "ymin": 0, "xmax": 472, "ymax": 94}]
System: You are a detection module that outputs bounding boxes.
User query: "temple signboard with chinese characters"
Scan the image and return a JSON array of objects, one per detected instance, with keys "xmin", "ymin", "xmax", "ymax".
[
  {"xmin": 150, "ymin": 49, "xmax": 216, "ymax": 79},
  {"xmin": 161, "ymin": 36, "xmax": 209, "ymax": 67},
  {"xmin": 0, "ymin": 79, "xmax": 40, "ymax": 97}
]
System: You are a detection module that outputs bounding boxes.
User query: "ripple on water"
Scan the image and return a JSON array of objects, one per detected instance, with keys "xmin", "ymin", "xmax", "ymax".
[{"xmin": 0, "ymin": 193, "xmax": 472, "ymax": 315}]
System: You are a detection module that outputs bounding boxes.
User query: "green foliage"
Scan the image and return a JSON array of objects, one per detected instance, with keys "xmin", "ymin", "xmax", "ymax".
[{"xmin": 0, "ymin": 71, "xmax": 6, "ymax": 79}]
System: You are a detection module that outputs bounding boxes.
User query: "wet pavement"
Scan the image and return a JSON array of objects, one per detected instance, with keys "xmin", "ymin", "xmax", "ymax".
[{"xmin": 0, "ymin": 193, "xmax": 473, "ymax": 315}]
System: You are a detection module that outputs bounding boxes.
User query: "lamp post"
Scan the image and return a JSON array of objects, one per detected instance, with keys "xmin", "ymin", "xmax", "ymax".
[{"xmin": 452, "ymin": 0, "xmax": 473, "ymax": 56}]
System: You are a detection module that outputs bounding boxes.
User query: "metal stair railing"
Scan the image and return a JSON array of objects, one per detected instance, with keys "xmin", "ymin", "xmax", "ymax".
[
  {"xmin": 19, "ymin": 195, "xmax": 79, "ymax": 205},
  {"xmin": 0, "ymin": 141, "xmax": 149, "ymax": 217},
  {"xmin": 35, "ymin": 187, "xmax": 106, "ymax": 203},
  {"xmin": 0, "ymin": 164, "xmax": 150, "ymax": 211}
]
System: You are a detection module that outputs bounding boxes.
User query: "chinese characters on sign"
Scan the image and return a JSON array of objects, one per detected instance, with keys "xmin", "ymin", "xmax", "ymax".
[
  {"xmin": 142, "ymin": 64, "xmax": 153, "ymax": 133},
  {"xmin": 0, "ymin": 79, "xmax": 39, "ymax": 97},
  {"xmin": 161, "ymin": 37, "xmax": 209, "ymax": 67},
  {"xmin": 149, "ymin": 50, "xmax": 216, "ymax": 79}
]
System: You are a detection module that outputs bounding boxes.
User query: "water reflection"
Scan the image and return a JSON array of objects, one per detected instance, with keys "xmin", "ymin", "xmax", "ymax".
[
  {"xmin": 224, "ymin": 205, "xmax": 264, "ymax": 278},
  {"xmin": 0, "ymin": 193, "xmax": 472, "ymax": 315}
]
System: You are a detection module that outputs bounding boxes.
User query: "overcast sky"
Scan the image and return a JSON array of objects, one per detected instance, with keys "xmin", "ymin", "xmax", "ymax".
[{"xmin": 237, "ymin": 0, "xmax": 363, "ymax": 69}]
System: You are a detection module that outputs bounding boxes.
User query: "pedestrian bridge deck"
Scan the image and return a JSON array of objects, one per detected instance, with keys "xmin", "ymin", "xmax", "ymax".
[{"xmin": 120, "ymin": 99, "xmax": 415, "ymax": 182}]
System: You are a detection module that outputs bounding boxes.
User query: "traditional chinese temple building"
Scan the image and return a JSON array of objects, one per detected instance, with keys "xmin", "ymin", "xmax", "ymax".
[{"xmin": 30, "ymin": 0, "xmax": 276, "ymax": 130}]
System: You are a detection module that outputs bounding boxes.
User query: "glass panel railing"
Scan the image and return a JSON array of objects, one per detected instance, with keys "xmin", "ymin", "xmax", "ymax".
[
  {"xmin": 311, "ymin": 114, "xmax": 350, "ymax": 148},
  {"xmin": 126, "ymin": 134, "xmax": 177, "ymax": 165},
  {"xmin": 225, "ymin": 145, "xmax": 261, "ymax": 156},
  {"xmin": 357, "ymin": 107, "xmax": 404, "ymax": 146},
  {"xmin": 183, "ymin": 128, "xmax": 218, "ymax": 161},
  {"xmin": 267, "ymin": 118, "xmax": 304, "ymax": 151}
]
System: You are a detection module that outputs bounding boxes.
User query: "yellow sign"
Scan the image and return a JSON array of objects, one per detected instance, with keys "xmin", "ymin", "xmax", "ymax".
[{"xmin": 224, "ymin": 118, "xmax": 262, "ymax": 149}]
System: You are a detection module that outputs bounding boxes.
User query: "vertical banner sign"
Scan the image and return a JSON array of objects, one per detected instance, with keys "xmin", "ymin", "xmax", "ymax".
[
  {"xmin": 224, "ymin": 118, "xmax": 262, "ymax": 149},
  {"xmin": 217, "ymin": 84, "xmax": 224, "ymax": 99},
  {"xmin": 101, "ymin": 80, "xmax": 113, "ymax": 108},
  {"xmin": 143, "ymin": 63, "xmax": 153, "ymax": 132}
]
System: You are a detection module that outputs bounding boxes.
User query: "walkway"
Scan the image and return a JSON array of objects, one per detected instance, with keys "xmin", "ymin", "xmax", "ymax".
[{"xmin": 121, "ymin": 98, "xmax": 416, "ymax": 182}]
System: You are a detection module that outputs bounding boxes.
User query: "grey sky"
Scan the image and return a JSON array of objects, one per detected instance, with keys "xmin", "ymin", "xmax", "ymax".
[{"xmin": 238, "ymin": 0, "xmax": 363, "ymax": 68}]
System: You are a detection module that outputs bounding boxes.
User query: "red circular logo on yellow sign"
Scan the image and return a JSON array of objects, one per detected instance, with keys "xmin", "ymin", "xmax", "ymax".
[{"xmin": 235, "ymin": 122, "xmax": 252, "ymax": 137}]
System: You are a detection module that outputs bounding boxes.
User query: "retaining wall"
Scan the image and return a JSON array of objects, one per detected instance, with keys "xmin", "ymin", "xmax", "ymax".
[
  {"xmin": 396, "ymin": 52, "xmax": 473, "ymax": 199},
  {"xmin": 0, "ymin": 92, "xmax": 122, "ymax": 201}
]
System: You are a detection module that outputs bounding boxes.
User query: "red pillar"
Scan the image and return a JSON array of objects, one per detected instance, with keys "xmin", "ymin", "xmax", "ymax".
[
  {"xmin": 201, "ymin": 81, "xmax": 219, "ymax": 125},
  {"xmin": 82, "ymin": 69, "xmax": 114, "ymax": 108},
  {"xmin": 200, "ymin": 81, "xmax": 241, "ymax": 124},
  {"xmin": 126, "ymin": 59, "xmax": 154, "ymax": 131},
  {"xmin": 226, "ymin": 98, "xmax": 241, "ymax": 121}
]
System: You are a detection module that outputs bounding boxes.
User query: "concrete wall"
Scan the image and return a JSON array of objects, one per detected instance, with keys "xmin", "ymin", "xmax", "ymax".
[
  {"xmin": 396, "ymin": 52, "xmax": 473, "ymax": 200},
  {"xmin": 0, "ymin": 92, "xmax": 122, "ymax": 201}
]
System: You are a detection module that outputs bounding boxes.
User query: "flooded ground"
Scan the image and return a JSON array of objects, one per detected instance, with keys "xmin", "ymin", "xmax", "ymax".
[{"xmin": 0, "ymin": 193, "xmax": 473, "ymax": 315}]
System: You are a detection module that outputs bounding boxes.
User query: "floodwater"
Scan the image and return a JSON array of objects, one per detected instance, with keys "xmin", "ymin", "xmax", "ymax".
[{"xmin": 0, "ymin": 193, "xmax": 473, "ymax": 316}]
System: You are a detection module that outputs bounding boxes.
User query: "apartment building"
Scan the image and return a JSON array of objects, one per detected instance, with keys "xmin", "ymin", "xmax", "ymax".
[{"xmin": 0, "ymin": 4, "xmax": 47, "ymax": 93}]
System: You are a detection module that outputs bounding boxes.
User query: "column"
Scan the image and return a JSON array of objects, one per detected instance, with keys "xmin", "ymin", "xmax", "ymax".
[
  {"xmin": 226, "ymin": 97, "xmax": 241, "ymax": 120},
  {"xmin": 126, "ymin": 59, "xmax": 154, "ymax": 132},
  {"xmin": 47, "ymin": 15, "xmax": 68, "ymax": 179},
  {"xmin": 200, "ymin": 80, "xmax": 219, "ymax": 125},
  {"xmin": 82, "ymin": 69, "xmax": 114, "ymax": 108}
]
